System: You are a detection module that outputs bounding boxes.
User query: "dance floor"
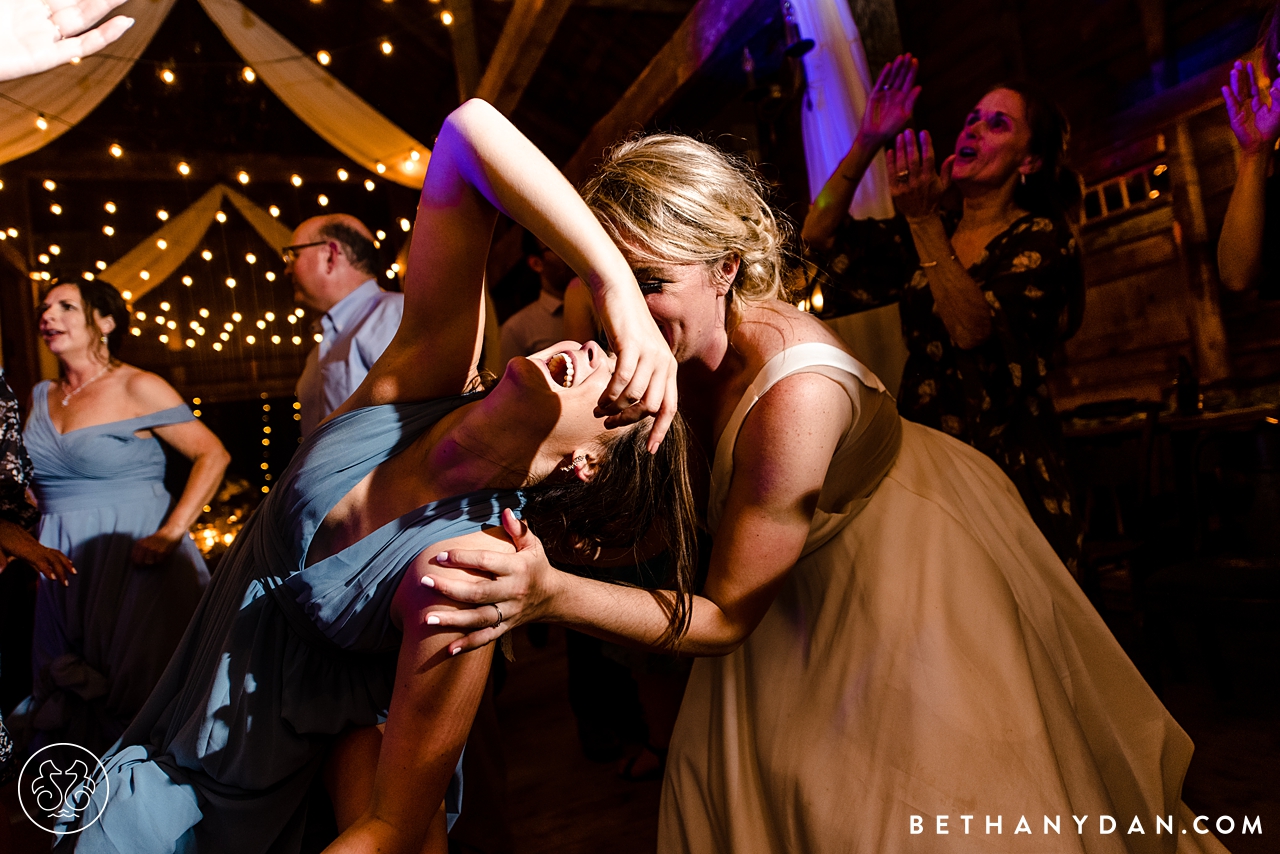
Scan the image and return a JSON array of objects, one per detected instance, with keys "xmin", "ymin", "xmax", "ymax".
[{"xmin": 3, "ymin": 620, "xmax": 1273, "ymax": 853}]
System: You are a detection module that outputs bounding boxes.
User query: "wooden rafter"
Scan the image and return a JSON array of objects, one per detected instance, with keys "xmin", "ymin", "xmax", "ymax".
[
  {"xmin": 562, "ymin": 0, "xmax": 770, "ymax": 183},
  {"xmin": 450, "ymin": 0, "xmax": 483, "ymax": 102},
  {"xmin": 475, "ymin": 0, "xmax": 576, "ymax": 115}
]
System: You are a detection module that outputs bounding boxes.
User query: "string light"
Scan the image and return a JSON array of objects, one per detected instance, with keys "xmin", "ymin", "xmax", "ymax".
[
  {"xmin": 186, "ymin": 339, "xmax": 195, "ymax": 348},
  {"xmin": 183, "ymin": 276, "xmax": 194, "ymax": 286},
  {"xmin": 136, "ymin": 311, "xmax": 147, "ymax": 321},
  {"xmin": 295, "ymin": 308, "xmax": 305, "ymax": 317},
  {"xmin": 83, "ymin": 272, "xmax": 95, "ymax": 280},
  {"xmin": 160, "ymin": 301, "xmax": 171, "ymax": 311},
  {"xmin": 242, "ymin": 66, "xmax": 256, "ymax": 83},
  {"xmin": 225, "ymin": 277, "xmax": 236, "ymax": 288},
  {"xmin": 109, "ymin": 143, "xmax": 123, "ymax": 158},
  {"xmin": 131, "ymin": 327, "xmax": 141, "ymax": 336},
  {"xmin": 317, "ymin": 194, "xmax": 329, "ymax": 206},
  {"xmin": 290, "ymin": 174, "xmax": 302, "ymax": 187},
  {"xmin": 213, "ymin": 342, "xmax": 223, "ymax": 351},
  {"xmin": 232, "ymin": 312, "xmax": 242, "ymax": 322},
  {"xmin": 102, "ymin": 225, "xmax": 114, "ymax": 236},
  {"xmin": 220, "ymin": 332, "xmax": 230, "ymax": 341},
  {"xmin": 49, "ymin": 244, "xmax": 60, "ymax": 255},
  {"xmin": 121, "ymin": 290, "xmax": 132, "ymax": 300},
  {"xmin": 201, "ymin": 249, "xmax": 212, "ymax": 261},
  {"xmin": 95, "ymin": 260, "xmax": 106, "ymax": 270},
  {"xmin": 385, "ymin": 269, "xmax": 395, "ymax": 279},
  {"xmin": 50, "ymin": 204, "xmax": 62, "ymax": 215},
  {"xmin": 292, "ymin": 335, "xmax": 302, "ymax": 344},
  {"xmin": 399, "ymin": 217, "xmax": 411, "ymax": 232},
  {"xmin": 215, "ymin": 211, "xmax": 227, "ymax": 223},
  {"xmin": 167, "ymin": 320, "xmax": 176, "ymax": 329},
  {"xmin": 391, "ymin": 262, "xmax": 401, "ymax": 273},
  {"xmin": 316, "ymin": 50, "xmax": 331, "ymax": 66},
  {"xmin": 159, "ymin": 333, "xmax": 170, "ymax": 343},
  {"xmin": 157, "ymin": 209, "xmax": 169, "ymax": 221},
  {"xmin": 287, "ymin": 315, "xmax": 297, "ymax": 324},
  {"xmin": 265, "ymin": 271, "xmax": 276, "ymax": 281},
  {"xmin": 376, "ymin": 229, "xmax": 386, "ymax": 240},
  {"xmin": 380, "ymin": 40, "xmax": 393, "ymax": 55},
  {"xmin": 6, "ymin": 229, "xmax": 16, "ymax": 238},
  {"xmin": 246, "ymin": 335, "xmax": 256, "ymax": 344},
  {"xmin": 441, "ymin": 10, "xmax": 454, "ymax": 24},
  {"xmin": 375, "ymin": 162, "xmax": 386, "ymax": 174},
  {"xmin": 35, "ymin": 114, "xmax": 48, "ymax": 131},
  {"xmin": 337, "ymin": 168, "xmax": 348, "ymax": 181},
  {"xmin": 177, "ymin": 162, "xmax": 190, "ymax": 176},
  {"xmin": 38, "ymin": 254, "xmax": 49, "ymax": 264},
  {"xmin": 265, "ymin": 311, "xmax": 276, "ymax": 321},
  {"xmin": 410, "ymin": 150, "xmax": 421, "ymax": 161},
  {"xmin": 189, "ymin": 321, "xmax": 199, "ymax": 330},
  {"xmin": 157, "ymin": 239, "xmax": 168, "ymax": 250},
  {"xmin": 160, "ymin": 68, "xmax": 176, "ymax": 84},
  {"xmin": 104, "ymin": 201, "xmax": 116, "ymax": 213},
  {"xmin": 140, "ymin": 271, "xmax": 150, "ymax": 280},
  {"xmin": 364, "ymin": 179, "xmax": 375, "ymax": 192},
  {"xmin": 199, "ymin": 308, "xmax": 209, "ymax": 318},
  {"xmin": 313, "ymin": 332, "xmax": 323, "ymax": 343},
  {"xmin": 237, "ymin": 171, "xmax": 250, "ymax": 185},
  {"xmin": 268, "ymin": 205, "xmax": 280, "ymax": 217},
  {"xmin": 246, "ymin": 253, "xmax": 257, "ymax": 264}
]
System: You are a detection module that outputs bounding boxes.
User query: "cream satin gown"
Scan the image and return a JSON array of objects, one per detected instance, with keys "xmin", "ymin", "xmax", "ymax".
[{"xmin": 658, "ymin": 343, "xmax": 1228, "ymax": 854}]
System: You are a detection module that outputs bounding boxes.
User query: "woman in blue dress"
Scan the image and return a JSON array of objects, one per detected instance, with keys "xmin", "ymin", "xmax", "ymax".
[
  {"xmin": 62, "ymin": 98, "xmax": 689, "ymax": 854},
  {"xmin": 15, "ymin": 280, "xmax": 229, "ymax": 755}
]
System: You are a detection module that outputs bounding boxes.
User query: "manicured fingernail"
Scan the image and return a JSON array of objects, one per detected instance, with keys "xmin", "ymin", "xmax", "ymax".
[
  {"xmin": 451, "ymin": 646, "xmax": 462, "ymax": 656},
  {"xmin": 421, "ymin": 575, "xmax": 435, "ymax": 588},
  {"xmin": 436, "ymin": 552, "xmax": 448, "ymax": 563},
  {"xmin": 426, "ymin": 615, "xmax": 440, "ymax": 625}
]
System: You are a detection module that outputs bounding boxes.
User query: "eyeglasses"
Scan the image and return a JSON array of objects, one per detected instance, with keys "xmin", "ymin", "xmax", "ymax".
[{"xmin": 280, "ymin": 241, "xmax": 328, "ymax": 264}]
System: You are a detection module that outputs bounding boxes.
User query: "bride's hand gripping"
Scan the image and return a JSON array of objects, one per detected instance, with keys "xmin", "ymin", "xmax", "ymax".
[
  {"xmin": 589, "ymin": 273, "xmax": 678, "ymax": 453},
  {"xmin": 422, "ymin": 509, "xmax": 559, "ymax": 654}
]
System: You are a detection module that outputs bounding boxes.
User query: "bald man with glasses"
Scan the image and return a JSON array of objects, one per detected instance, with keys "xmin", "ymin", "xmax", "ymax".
[{"xmin": 285, "ymin": 214, "xmax": 404, "ymax": 436}]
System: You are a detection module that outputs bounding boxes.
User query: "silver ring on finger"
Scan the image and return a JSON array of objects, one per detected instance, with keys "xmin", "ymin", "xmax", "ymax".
[
  {"xmin": 491, "ymin": 603, "xmax": 504, "ymax": 628},
  {"xmin": 896, "ymin": 170, "xmax": 910, "ymax": 181}
]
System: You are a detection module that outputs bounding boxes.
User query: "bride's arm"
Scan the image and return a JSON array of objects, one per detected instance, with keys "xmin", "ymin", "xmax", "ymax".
[
  {"xmin": 343, "ymin": 99, "xmax": 676, "ymax": 447},
  {"xmin": 426, "ymin": 373, "xmax": 853, "ymax": 656}
]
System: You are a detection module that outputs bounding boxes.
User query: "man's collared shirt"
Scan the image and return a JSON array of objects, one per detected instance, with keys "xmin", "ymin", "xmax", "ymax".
[
  {"xmin": 499, "ymin": 289, "xmax": 565, "ymax": 365},
  {"xmin": 296, "ymin": 279, "xmax": 404, "ymax": 436}
]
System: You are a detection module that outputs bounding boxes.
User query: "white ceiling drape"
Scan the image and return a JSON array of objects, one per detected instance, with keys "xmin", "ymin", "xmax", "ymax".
[
  {"xmin": 100, "ymin": 182, "xmax": 293, "ymax": 300},
  {"xmin": 793, "ymin": 0, "xmax": 893, "ymax": 219},
  {"xmin": 0, "ymin": 0, "xmax": 176, "ymax": 165},
  {"xmin": 196, "ymin": 0, "xmax": 431, "ymax": 189}
]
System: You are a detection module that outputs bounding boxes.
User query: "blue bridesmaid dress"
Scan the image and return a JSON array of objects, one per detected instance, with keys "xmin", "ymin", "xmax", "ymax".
[
  {"xmin": 62, "ymin": 394, "xmax": 520, "ymax": 852},
  {"xmin": 17, "ymin": 381, "xmax": 209, "ymax": 755}
]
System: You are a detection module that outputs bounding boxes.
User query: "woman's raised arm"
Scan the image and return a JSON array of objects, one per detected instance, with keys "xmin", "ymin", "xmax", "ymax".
[{"xmin": 356, "ymin": 100, "xmax": 677, "ymax": 448}]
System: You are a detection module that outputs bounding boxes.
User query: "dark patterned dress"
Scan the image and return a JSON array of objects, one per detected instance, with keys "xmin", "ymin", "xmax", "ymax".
[
  {"xmin": 809, "ymin": 212, "xmax": 1085, "ymax": 574},
  {"xmin": 0, "ymin": 368, "xmax": 37, "ymax": 786}
]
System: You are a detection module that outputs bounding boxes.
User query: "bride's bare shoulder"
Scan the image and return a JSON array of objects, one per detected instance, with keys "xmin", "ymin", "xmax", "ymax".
[{"xmin": 733, "ymin": 299, "xmax": 850, "ymax": 366}]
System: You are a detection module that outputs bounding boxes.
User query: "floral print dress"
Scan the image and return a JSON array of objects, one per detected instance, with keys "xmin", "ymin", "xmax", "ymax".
[
  {"xmin": 809, "ymin": 212, "xmax": 1085, "ymax": 574},
  {"xmin": 0, "ymin": 368, "xmax": 37, "ymax": 786}
]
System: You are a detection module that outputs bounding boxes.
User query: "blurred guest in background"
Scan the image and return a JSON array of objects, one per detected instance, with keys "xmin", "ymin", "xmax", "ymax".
[
  {"xmin": 287, "ymin": 214, "xmax": 404, "ymax": 436},
  {"xmin": 499, "ymin": 230, "xmax": 574, "ymax": 366},
  {"xmin": 1218, "ymin": 6, "xmax": 1280, "ymax": 296},
  {"xmin": 804, "ymin": 58, "xmax": 1085, "ymax": 575},
  {"xmin": 10, "ymin": 282, "xmax": 228, "ymax": 755}
]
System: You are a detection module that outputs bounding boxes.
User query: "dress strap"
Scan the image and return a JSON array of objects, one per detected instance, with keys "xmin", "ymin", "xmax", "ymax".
[{"xmin": 709, "ymin": 343, "xmax": 888, "ymax": 530}]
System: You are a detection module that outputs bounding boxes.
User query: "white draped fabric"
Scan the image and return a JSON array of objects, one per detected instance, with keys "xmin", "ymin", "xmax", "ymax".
[
  {"xmin": 196, "ymin": 0, "xmax": 430, "ymax": 189},
  {"xmin": 101, "ymin": 183, "xmax": 293, "ymax": 300},
  {"xmin": 0, "ymin": 0, "xmax": 176, "ymax": 165},
  {"xmin": 793, "ymin": 0, "xmax": 892, "ymax": 218}
]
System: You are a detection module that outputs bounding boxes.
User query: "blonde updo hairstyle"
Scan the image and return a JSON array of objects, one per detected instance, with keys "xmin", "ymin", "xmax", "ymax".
[{"xmin": 581, "ymin": 134, "xmax": 795, "ymax": 307}]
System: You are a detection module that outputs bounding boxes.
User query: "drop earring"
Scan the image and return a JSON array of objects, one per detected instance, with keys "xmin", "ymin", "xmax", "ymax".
[{"xmin": 559, "ymin": 455, "xmax": 586, "ymax": 474}]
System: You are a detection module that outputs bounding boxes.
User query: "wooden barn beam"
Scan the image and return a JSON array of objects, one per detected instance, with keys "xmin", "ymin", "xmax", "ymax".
[
  {"xmin": 563, "ymin": 0, "xmax": 773, "ymax": 183},
  {"xmin": 475, "ymin": 0, "xmax": 576, "ymax": 114},
  {"xmin": 450, "ymin": 0, "xmax": 483, "ymax": 101}
]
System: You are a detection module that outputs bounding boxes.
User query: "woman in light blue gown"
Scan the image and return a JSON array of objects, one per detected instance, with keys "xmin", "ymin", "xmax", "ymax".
[
  {"xmin": 15, "ymin": 281, "xmax": 229, "ymax": 756},
  {"xmin": 60, "ymin": 99, "xmax": 689, "ymax": 854}
]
